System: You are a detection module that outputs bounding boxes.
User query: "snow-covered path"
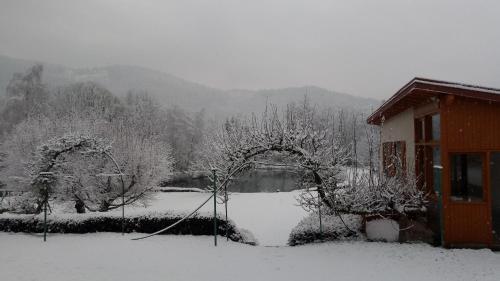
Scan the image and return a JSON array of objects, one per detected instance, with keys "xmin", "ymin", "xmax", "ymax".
[
  {"xmin": 126, "ymin": 191, "xmax": 309, "ymax": 246},
  {"xmin": 1, "ymin": 233, "xmax": 499, "ymax": 281}
]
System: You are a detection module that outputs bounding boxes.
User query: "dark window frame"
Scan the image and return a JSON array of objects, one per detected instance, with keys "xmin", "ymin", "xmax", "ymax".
[{"xmin": 414, "ymin": 112, "xmax": 440, "ymax": 193}]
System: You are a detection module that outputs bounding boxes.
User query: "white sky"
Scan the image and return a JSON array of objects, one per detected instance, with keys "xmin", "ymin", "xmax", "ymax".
[{"xmin": 1, "ymin": 0, "xmax": 499, "ymax": 99}]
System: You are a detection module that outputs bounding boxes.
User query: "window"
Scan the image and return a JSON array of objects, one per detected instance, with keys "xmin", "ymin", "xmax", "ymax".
[
  {"xmin": 382, "ymin": 141, "xmax": 406, "ymax": 177},
  {"xmin": 415, "ymin": 113, "xmax": 440, "ymax": 192},
  {"xmin": 450, "ymin": 153, "xmax": 483, "ymax": 202},
  {"xmin": 415, "ymin": 119, "xmax": 424, "ymax": 142},
  {"xmin": 431, "ymin": 114, "xmax": 440, "ymax": 141},
  {"xmin": 415, "ymin": 114, "xmax": 440, "ymax": 143},
  {"xmin": 432, "ymin": 146, "xmax": 441, "ymax": 169}
]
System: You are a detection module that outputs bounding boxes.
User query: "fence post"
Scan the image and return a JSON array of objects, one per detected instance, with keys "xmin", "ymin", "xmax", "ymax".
[
  {"xmin": 122, "ymin": 181, "xmax": 125, "ymax": 235},
  {"xmin": 318, "ymin": 191, "xmax": 323, "ymax": 240},
  {"xmin": 225, "ymin": 184, "xmax": 228, "ymax": 241},
  {"xmin": 43, "ymin": 186, "xmax": 48, "ymax": 242},
  {"xmin": 212, "ymin": 169, "xmax": 217, "ymax": 246}
]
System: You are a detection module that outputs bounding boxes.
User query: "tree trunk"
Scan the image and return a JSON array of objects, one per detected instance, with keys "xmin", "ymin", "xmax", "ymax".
[
  {"xmin": 74, "ymin": 197, "xmax": 86, "ymax": 213},
  {"xmin": 98, "ymin": 201, "xmax": 110, "ymax": 212},
  {"xmin": 313, "ymin": 171, "xmax": 333, "ymax": 209}
]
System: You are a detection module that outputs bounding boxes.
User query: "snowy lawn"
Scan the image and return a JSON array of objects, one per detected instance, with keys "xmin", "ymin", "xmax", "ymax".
[
  {"xmin": 121, "ymin": 190, "xmax": 308, "ymax": 246},
  {"xmin": 1, "ymin": 190, "xmax": 311, "ymax": 246},
  {"xmin": 1, "ymin": 233, "xmax": 499, "ymax": 281}
]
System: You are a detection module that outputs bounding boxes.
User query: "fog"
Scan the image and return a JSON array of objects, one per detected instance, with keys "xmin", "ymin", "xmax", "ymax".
[{"xmin": 1, "ymin": 0, "xmax": 500, "ymax": 98}]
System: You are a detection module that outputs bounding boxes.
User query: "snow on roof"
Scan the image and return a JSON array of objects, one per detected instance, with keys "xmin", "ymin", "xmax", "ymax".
[{"xmin": 413, "ymin": 77, "xmax": 500, "ymax": 95}]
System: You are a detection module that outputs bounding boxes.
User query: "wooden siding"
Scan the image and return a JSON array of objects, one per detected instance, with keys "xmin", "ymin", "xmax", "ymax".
[
  {"xmin": 441, "ymin": 96, "xmax": 500, "ymax": 246},
  {"xmin": 443, "ymin": 202, "xmax": 492, "ymax": 244},
  {"xmin": 445, "ymin": 97, "xmax": 500, "ymax": 151}
]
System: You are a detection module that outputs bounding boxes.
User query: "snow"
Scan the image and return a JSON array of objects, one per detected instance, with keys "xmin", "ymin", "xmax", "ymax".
[
  {"xmin": 153, "ymin": 186, "xmax": 204, "ymax": 192},
  {"xmin": 366, "ymin": 219, "xmax": 400, "ymax": 242},
  {"xmin": 1, "ymin": 233, "xmax": 499, "ymax": 281},
  {"xmin": 20, "ymin": 190, "xmax": 308, "ymax": 246},
  {"xmin": 125, "ymin": 191, "xmax": 309, "ymax": 246},
  {"xmin": 414, "ymin": 79, "xmax": 500, "ymax": 95}
]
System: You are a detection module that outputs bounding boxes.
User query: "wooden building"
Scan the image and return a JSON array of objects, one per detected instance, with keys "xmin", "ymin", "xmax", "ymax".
[{"xmin": 367, "ymin": 77, "xmax": 500, "ymax": 248}]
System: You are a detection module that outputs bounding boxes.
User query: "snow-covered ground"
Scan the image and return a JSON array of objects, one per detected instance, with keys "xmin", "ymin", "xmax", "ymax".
[
  {"xmin": 124, "ymin": 190, "xmax": 309, "ymax": 246},
  {"xmin": 1, "ymin": 233, "xmax": 499, "ymax": 281},
  {"xmin": 2, "ymin": 191, "xmax": 500, "ymax": 281},
  {"xmin": 37, "ymin": 190, "xmax": 308, "ymax": 245}
]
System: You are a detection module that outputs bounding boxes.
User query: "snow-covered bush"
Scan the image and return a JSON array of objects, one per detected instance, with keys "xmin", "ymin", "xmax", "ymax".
[
  {"xmin": 330, "ymin": 170, "xmax": 427, "ymax": 215},
  {"xmin": 1, "ymin": 193, "xmax": 38, "ymax": 214},
  {"xmin": 288, "ymin": 212, "xmax": 363, "ymax": 246}
]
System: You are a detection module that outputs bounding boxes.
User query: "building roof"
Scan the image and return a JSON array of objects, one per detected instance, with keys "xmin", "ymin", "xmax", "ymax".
[{"xmin": 367, "ymin": 77, "xmax": 500, "ymax": 125}]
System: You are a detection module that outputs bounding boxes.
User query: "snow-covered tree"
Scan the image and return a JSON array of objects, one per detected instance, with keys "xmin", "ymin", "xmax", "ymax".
[
  {"xmin": 166, "ymin": 106, "xmax": 206, "ymax": 171},
  {"xmin": 0, "ymin": 82, "xmax": 174, "ymax": 213},
  {"xmin": 0, "ymin": 64, "xmax": 48, "ymax": 138},
  {"xmin": 27, "ymin": 134, "xmax": 112, "ymax": 213},
  {"xmin": 198, "ymin": 99, "xmax": 426, "ymax": 218},
  {"xmin": 197, "ymin": 100, "xmax": 349, "ymax": 208}
]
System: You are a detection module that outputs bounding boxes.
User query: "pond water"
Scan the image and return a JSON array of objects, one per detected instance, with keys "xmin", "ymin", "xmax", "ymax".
[{"xmin": 165, "ymin": 169, "xmax": 299, "ymax": 193}]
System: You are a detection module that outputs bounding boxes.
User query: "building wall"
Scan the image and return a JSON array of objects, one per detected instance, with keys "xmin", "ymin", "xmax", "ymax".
[
  {"xmin": 440, "ymin": 96, "xmax": 500, "ymax": 246},
  {"xmin": 380, "ymin": 108, "xmax": 415, "ymax": 173}
]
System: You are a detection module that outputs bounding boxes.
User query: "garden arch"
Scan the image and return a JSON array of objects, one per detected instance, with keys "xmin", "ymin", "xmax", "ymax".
[{"xmin": 30, "ymin": 134, "xmax": 124, "ymax": 214}]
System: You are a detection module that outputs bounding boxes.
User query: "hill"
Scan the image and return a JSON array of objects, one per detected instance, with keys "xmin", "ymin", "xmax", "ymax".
[{"xmin": 0, "ymin": 55, "xmax": 379, "ymax": 116}]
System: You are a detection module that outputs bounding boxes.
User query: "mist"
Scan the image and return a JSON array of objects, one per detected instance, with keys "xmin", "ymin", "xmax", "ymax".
[{"xmin": 1, "ymin": 0, "xmax": 500, "ymax": 98}]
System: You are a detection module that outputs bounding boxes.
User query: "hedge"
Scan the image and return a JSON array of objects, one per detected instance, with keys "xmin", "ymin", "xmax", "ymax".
[{"xmin": 0, "ymin": 211, "xmax": 257, "ymax": 245}]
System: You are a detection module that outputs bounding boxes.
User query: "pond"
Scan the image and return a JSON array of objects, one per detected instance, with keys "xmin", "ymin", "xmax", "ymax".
[{"xmin": 164, "ymin": 168, "xmax": 300, "ymax": 193}]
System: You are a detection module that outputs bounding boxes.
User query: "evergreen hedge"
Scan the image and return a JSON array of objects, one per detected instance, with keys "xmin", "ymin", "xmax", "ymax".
[{"xmin": 0, "ymin": 212, "xmax": 256, "ymax": 245}]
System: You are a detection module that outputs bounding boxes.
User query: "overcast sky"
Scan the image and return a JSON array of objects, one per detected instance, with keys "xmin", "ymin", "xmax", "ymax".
[{"xmin": 1, "ymin": 0, "xmax": 499, "ymax": 99}]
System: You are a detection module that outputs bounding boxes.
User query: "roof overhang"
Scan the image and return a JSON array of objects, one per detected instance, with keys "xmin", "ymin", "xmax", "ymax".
[{"xmin": 367, "ymin": 77, "xmax": 500, "ymax": 125}]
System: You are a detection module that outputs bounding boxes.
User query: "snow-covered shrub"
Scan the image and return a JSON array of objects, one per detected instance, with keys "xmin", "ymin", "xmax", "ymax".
[
  {"xmin": 0, "ymin": 211, "xmax": 257, "ymax": 245},
  {"xmin": 330, "ymin": 170, "xmax": 427, "ymax": 216},
  {"xmin": 288, "ymin": 212, "xmax": 363, "ymax": 246},
  {"xmin": 366, "ymin": 219, "xmax": 400, "ymax": 242},
  {"xmin": 237, "ymin": 228, "xmax": 258, "ymax": 246}
]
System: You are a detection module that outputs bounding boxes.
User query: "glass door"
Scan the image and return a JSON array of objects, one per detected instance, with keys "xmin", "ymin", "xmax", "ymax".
[{"xmin": 433, "ymin": 146, "xmax": 443, "ymax": 245}]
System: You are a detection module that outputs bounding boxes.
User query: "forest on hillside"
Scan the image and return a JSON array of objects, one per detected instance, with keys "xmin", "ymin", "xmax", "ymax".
[{"xmin": 0, "ymin": 64, "xmax": 424, "ymax": 217}]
